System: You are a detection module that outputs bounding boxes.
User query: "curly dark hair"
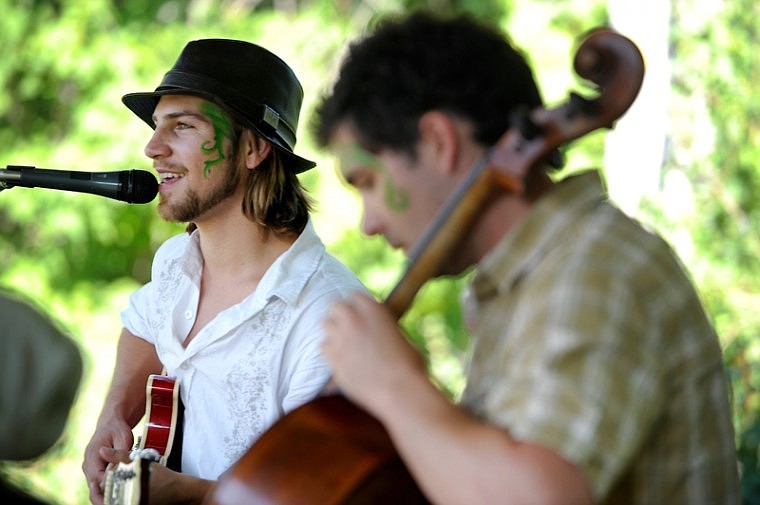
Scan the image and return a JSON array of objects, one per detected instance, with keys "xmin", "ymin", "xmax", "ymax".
[{"xmin": 312, "ymin": 11, "xmax": 544, "ymax": 156}]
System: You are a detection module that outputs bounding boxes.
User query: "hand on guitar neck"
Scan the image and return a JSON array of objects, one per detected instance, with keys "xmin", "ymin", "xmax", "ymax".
[
  {"xmin": 103, "ymin": 374, "xmax": 184, "ymax": 505},
  {"xmin": 102, "ymin": 456, "xmax": 214, "ymax": 505}
]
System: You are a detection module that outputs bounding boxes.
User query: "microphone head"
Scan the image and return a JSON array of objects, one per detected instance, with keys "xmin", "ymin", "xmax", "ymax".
[{"xmin": 126, "ymin": 170, "xmax": 159, "ymax": 204}]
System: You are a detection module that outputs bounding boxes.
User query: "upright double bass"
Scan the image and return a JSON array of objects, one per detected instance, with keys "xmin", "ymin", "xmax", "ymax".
[{"xmin": 210, "ymin": 27, "xmax": 645, "ymax": 505}]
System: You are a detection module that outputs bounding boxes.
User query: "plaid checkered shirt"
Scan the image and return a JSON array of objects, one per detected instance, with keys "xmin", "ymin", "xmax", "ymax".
[{"xmin": 460, "ymin": 170, "xmax": 740, "ymax": 504}]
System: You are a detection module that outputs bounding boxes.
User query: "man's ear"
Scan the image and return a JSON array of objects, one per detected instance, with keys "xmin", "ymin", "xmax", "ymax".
[
  {"xmin": 242, "ymin": 129, "xmax": 272, "ymax": 169},
  {"xmin": 417, "ymin": 110, "xmax": 460, "ymax": 176}
]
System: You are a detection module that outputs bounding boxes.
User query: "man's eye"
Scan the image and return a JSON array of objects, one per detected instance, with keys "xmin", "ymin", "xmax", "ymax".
[
  {"xmin": 352, "ymin": 173, "xmax": 374, "ymax": 190},
  {"xmin": 175, "ymin": 122, "xmax": 194, "ymax": 130}
]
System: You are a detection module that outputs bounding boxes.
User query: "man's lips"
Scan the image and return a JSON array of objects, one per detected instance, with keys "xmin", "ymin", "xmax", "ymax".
[{"xmin": 156, "ymin": 171, "xmax": 185, "ymax": 190}]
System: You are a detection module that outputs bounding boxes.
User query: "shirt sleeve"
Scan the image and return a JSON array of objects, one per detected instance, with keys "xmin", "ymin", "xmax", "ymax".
[
  {"xmin": 470, "ymin": 254, "xmax": 668, "ymax": 499},
  {"xmin": 277, "ymin": 254, "xmax": 368, "ymax": 414},
  {"xmin": 120, "ymin": 233, "xmax": 188, "ymax": 345},
  {"xmin": 121, "ymin": 281, "xmax": 155, "ymax": 344},
  {"xmin": 279, "ymin": 303, "xmax": 332, "ymax": 414}
]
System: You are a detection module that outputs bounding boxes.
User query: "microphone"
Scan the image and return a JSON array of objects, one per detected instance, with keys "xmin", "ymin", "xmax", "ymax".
[{"xmin": 0, "ymin": 165, "xmax": 158, "ymax": 204}]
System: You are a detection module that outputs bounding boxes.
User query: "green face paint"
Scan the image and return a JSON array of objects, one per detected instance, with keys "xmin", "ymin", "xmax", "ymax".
[
  {"xmin": 336, "ymin": 141, "xmax": 410, "ymax": 211},
  {"xmin": 200, "ymin": 101, "xmax": 233, "ymax": 178}
]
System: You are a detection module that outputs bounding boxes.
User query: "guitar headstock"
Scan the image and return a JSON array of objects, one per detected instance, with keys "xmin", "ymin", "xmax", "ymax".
[{"xmin": 104, "ymin": 458, "xmax": 151, "ymax": 505}]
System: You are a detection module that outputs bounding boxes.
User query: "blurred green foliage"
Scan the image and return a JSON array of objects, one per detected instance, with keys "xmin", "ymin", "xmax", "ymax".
[
  {"xmin": 0, "ymin": 0, "xmax": 757, "ymax": 503},
  {"xmin": 672, "ymin": 1, "xmax": 760, "ymax": 502}
]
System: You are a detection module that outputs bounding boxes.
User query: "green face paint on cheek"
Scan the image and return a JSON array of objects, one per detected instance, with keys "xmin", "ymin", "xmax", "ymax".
[
  {"xmin": 337, "ymin": 142, "xmax": 410, "ymax": 211},
  {"xmin": 200, "ymin": 101, "xmax": 233, "ymax": 178}
]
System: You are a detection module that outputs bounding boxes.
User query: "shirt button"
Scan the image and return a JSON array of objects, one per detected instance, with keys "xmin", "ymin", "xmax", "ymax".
[{"xmin": 184, "ymin": 310, "xmax": 193, "ymax": 320}]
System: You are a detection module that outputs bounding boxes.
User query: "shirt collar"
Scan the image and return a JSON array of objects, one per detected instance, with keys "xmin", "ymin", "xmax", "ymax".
[
  {"xmin": 179, "ymin": 219, "xmax": 326, "ymax": 307},
  {"xmin": 472, "ymin": 170, "xmax": 608, "ymax": 299},
  {"xmin": 258, "ymin": 219, "xmax": 325, "ymax": 306}
]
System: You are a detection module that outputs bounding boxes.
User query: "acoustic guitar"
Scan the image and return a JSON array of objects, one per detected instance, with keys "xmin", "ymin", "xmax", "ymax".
[
  {"xmin": 104, "ymin": 374, "xmax": 183, "ymax": 505},
  {"xmin": 210, "ymin": 27, "xmax": 645, "ymax": 505}
]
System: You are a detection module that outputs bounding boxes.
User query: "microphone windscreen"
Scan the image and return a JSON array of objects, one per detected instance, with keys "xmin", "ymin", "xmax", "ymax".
[{"xmin": 128, "ymin": 170, "xmax": 159, "ymax": 204}]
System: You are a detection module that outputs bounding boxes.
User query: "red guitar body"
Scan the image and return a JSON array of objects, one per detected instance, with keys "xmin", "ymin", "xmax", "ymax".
[{"xmin": 141, "ymin": 374, "xmax": 183, "ymax": 469}]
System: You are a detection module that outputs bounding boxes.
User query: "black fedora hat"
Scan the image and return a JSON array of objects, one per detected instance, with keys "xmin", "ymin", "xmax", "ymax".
[{"xmin": 122, "ymin": 38, "xmax": 316, "ymax": 173}]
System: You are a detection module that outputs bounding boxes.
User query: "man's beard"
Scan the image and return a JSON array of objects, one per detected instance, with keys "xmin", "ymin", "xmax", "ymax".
[{"xmin": 158, "ymin": 157, "xmax": 242, "ymax": 223}]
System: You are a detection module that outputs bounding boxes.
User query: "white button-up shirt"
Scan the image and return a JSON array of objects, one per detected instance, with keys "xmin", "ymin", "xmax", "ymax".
[{"xmin": 121, "ymin": 220, "xmax": 365, "ymax": 479}]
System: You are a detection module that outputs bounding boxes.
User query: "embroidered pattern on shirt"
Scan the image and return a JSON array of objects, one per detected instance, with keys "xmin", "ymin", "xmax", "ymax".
[
  {"xmin": 221, "ymin": 298, "xmax": 292, "ymax": 464},
  {"xmin": 151, "ymin": 257, "xmax": 184, "ymax": 332}
]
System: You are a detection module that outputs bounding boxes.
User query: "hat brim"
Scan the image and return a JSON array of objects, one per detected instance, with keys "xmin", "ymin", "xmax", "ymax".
[{"xmin": 122, "ymin": 90, "xmax": 317, "ymax": 173}]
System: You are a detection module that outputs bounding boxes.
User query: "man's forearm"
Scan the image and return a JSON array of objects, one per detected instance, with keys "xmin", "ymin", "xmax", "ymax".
[{"xmin": 97, "ymin": 328, "xmax": 163, "ymax": 428}]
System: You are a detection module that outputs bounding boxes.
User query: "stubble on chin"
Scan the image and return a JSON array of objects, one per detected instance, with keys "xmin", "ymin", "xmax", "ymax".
[
  {"xmin": 156, "ymin": 167, "xmax": 240, "ymax": 224},
  {"xmin": 157, "ymin": 189, "xmax": 203, "ymax": 223}
]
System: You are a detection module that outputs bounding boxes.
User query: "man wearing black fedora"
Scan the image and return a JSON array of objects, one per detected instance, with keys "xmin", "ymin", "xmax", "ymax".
[{"xmin": 82, "ymin": 39, "xmax": 365, "ymax": 503}]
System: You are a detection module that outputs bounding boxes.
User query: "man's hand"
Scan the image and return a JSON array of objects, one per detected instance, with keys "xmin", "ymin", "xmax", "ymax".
[
  {"xmin": 82, "ymin": 419, "xmax": 134, "ymax": 505},
  {"xmin": 149, "ymin": 464, "xmax": 214, "ymax": 504},
  {"xmin": 94, "ymin": 447, "xmax": 216, "ymax": 505},
  {"xmin": 321, "ymin": 292, "xmax": 427, "ymax": 418}
]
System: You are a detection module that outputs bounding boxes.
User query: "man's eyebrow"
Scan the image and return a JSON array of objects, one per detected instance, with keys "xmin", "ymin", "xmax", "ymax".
[{"xmin": 152, "ymin": 110, "xmax": 210, "ymax": 123}]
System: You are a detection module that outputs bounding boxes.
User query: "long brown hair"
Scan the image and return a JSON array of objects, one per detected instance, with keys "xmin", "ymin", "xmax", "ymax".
[{"xmin": 241, "ymin": 146, "xmax": 313, "ymax": 237}]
